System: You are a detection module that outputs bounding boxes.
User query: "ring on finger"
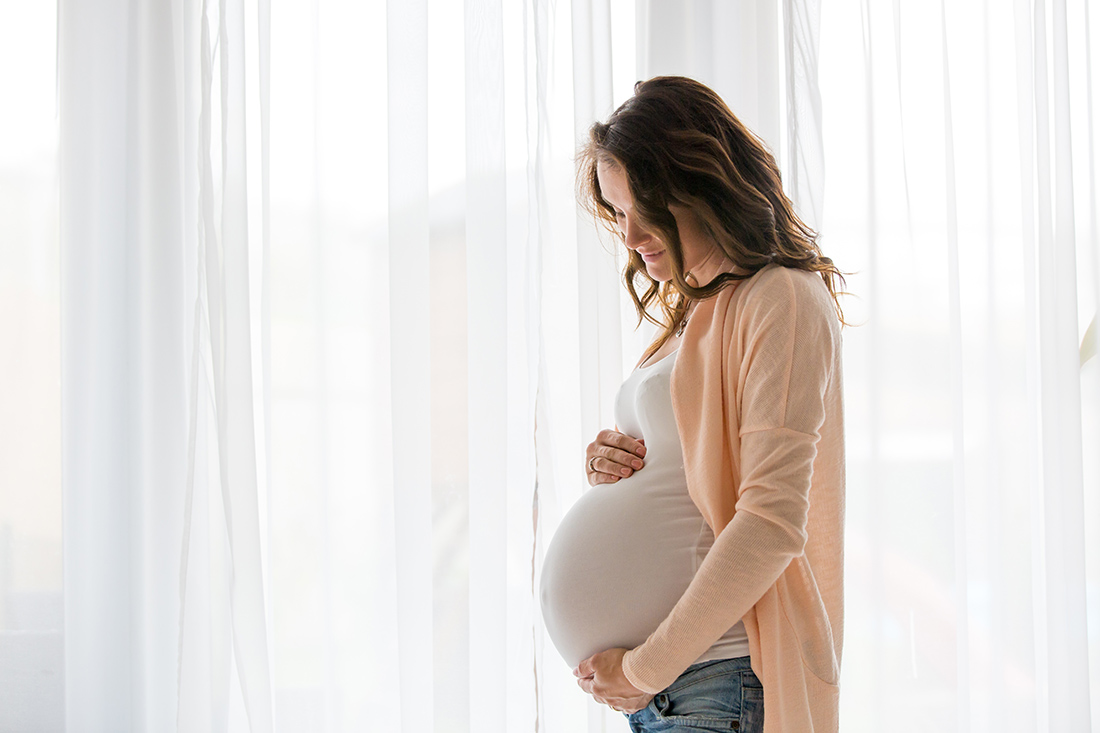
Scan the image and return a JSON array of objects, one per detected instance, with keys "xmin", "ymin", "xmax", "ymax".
[{"xmin": 588, "ymin": 455, "xmax": 598, "ymax": 473}]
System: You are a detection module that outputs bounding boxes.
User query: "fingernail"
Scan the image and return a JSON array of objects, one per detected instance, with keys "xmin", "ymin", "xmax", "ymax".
[
  {"xmin": 621, "ymin": 467, "xmax": 631, "ymax": 476},
  {"xmin": 632, "ymin": 459, "xmax": 643, "ymax": 469}
]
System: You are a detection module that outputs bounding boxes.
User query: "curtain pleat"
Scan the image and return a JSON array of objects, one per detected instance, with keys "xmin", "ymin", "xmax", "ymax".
[
  {"xmin": 187, "ymin": 0, "xmax": 274, "ymax": 728},
  {"xmin": 1034, "ymin": 0, "xmax": 1092, "ymax": 727},
  {"xmin": 59, "ymin": 0, "xmax": 136, "ymax": 724},
  {"xmin": 938, "ymin": 4, "xmax": 975, "ymax": 730},
  {"xmin": 463, "ymin": 2, "xmax": 509, "ymax": 733},
  {"xmin": 61, "ymin": 0, "xmax": 189, "ymax": 727},
  {"xmin": 1079, "ymin": 0, "xmax": 1100, "ymax": 720},
  {"xmin": 784, "ymin": 0, "xmax": 824, "ymax": 228},
  {"xmin": 385, "ymin": 1, "xmax": 434, "ymax": 731}
]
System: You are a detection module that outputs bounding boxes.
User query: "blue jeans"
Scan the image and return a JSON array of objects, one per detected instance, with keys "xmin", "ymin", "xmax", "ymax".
[{"xmin": 625, "ymin": 656, "xmax": 764, "ymax": 732}]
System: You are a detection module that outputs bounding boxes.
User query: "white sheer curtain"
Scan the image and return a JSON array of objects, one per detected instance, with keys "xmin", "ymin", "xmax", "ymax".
[
  {"xmin": 4, "ymin": 0, "xmax": 1098, "ymax": 731},
  {"xmin": 59, "ymin": 0, "xmax": 272, "ymax": 728},
  {"xmin": 816, "ymin": 1, "xmax": 1100, "ymax": 731},
  {"xmin": 53, "ymin": 0, "xmax": 640, "ymax": 730}
]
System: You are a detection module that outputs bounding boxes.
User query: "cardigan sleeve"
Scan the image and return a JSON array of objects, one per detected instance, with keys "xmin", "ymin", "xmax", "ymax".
[{"xmin": 621, "ymin": 268, "xmax": 839, "ymax": 693}]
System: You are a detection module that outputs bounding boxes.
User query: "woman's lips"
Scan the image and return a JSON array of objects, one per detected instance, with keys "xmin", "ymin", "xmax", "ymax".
[{"xmin": 640, "ymin": 250, "xmax": 664, "ymax": 262}]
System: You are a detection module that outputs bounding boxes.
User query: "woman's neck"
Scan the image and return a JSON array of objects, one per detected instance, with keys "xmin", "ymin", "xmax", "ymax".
[{"xmin": 686, "ymin": 247, "xmax": 739, "ymax": 290}]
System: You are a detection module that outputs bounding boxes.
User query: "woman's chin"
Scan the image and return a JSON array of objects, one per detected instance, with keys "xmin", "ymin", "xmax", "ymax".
[{"xmin": 644, "ymin": 264, "xmax": 672, "ymax": 282}]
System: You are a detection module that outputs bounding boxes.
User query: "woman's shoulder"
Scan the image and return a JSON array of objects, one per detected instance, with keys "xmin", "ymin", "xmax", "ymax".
[
  {"xmin": 690, "ymin": 266, "xmax": 838, "ymax": 343},
  {"xmin": 744, "ymin": 263, "xmax": 825, "ymax": 295},
  {"xmin": 724, "ymin": 264, "xmax": 835, "ymax": 319}
]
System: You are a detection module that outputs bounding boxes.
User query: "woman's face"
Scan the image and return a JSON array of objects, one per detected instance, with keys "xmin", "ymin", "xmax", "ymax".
[{"xmin": 596, "ymin": 159, "xmax": 722, "ymax": 284}]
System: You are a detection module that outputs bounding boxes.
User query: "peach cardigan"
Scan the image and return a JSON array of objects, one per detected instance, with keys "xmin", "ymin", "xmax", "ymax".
[{"xmin": 621, "ymin": 264, "xmax": 845, "ymax": 733}]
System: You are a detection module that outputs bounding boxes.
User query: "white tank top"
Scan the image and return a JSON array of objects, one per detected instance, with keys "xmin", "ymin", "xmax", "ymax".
[{"xmin": 540, "ymin": 349, "xmax": 750, "ymax": 668}]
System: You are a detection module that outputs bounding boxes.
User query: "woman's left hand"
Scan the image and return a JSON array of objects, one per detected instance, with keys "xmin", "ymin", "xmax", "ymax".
[{"xmin": 574, "ymin": 648, "xmax": 655, "ymax": 714}]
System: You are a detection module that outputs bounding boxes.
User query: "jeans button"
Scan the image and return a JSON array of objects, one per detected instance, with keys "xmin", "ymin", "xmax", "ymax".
[{"xmin": 731, "ymin": 722, "xmax": 739, "ymax": 730}]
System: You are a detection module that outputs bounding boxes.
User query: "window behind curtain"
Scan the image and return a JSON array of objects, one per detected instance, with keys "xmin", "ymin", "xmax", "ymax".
[{"xmin": 0, "ymin": 4, "xmax": 63, "ymax": 731}]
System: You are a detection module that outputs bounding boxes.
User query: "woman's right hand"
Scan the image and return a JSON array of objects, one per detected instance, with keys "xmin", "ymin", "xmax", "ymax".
[{"xmin": 586, "ymin": 429, "xmax": 646, "ymax": 486}]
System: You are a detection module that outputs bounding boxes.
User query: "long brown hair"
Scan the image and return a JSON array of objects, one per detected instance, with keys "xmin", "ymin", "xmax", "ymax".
[{"xmin": 578, "ymin": 76, "xmax": 846, "ymax": 362}]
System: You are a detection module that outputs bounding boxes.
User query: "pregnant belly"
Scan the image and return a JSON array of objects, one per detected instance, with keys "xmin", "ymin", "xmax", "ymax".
[{"xmin": 539, "ymin": 472, "xmax": 708, "ymax": 668}]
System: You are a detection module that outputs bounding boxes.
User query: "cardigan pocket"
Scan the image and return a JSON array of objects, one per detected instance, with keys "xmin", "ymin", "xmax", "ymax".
[{"xmin": 776, "ymin": 558, "xmax": 840, "ymax": 686}]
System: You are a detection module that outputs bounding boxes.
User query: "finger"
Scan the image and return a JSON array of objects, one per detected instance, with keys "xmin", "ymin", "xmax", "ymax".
[
  {"xmin": 590, "ymin": 453, "xmax": 636, "ymax": 478},
  {"xmin": 598, "ymin": 429, "xmax": 646, "ymax": 458},
  {"xmin": 598, "ymin": 424, "xmax": 642, "ymax": 453},
  {"xmin": 574, "ymin": 657, "xmax": 596, "ymax": 678},
  {"xmin": 607, "ymin": 430, "xmax": 647, "ymax": 458},
  {"xmin": 607, "ymin": 446, "xmax": 645, "ymax": 470},
  {"xmin": 586, "ymin": 456, "xmax": 621, "ymax": 486},
  {"xmin": 592, "ymin": 446, "xmax": 645, "ymax": 474},
  {"xmin": 589, "ymin": 453, "xmax": 633, "ymax": 482},
  {"xmin": 595, "ymin": 428, "xmax": 621, "ymax": 444}
]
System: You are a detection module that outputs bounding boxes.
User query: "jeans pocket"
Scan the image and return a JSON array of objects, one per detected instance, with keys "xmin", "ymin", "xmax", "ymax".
[
  {"xmin": 737, "ymin": 670, "xmax": 764, "ymax": 733},
  {"xmin": 653, "ymin": 667, "xmax": 744, "ymax": 731}
]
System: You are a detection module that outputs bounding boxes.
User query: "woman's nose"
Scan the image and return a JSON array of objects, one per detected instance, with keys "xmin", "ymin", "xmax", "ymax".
[{"xmin": 622, "ymin": 218, "xmax": 652, "ymax": 249}]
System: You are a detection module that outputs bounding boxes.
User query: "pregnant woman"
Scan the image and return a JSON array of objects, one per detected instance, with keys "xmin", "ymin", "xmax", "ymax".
[{"xmin": 539, "ymin": 76, "xmax": 846, "ymax": 732}]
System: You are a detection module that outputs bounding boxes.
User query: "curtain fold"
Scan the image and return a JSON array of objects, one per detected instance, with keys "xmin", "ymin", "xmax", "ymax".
[
  {"xmin": 784, "ymin": 0, "xmax": 824, "ymax": 229},
  {"xmin": 385, "ymin": 0, "xmax": 434, "ymax": 729},
  {"xmin": 191, "ymin": 0, "xmax": 274, "ymax": 727},
  {"xmin": 60, "ymin": 0, "xmax": 189, "ymax": 727},
  {"xmin": 463, "ymin": 3, "xmax": 509, "ymax": 733}
]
